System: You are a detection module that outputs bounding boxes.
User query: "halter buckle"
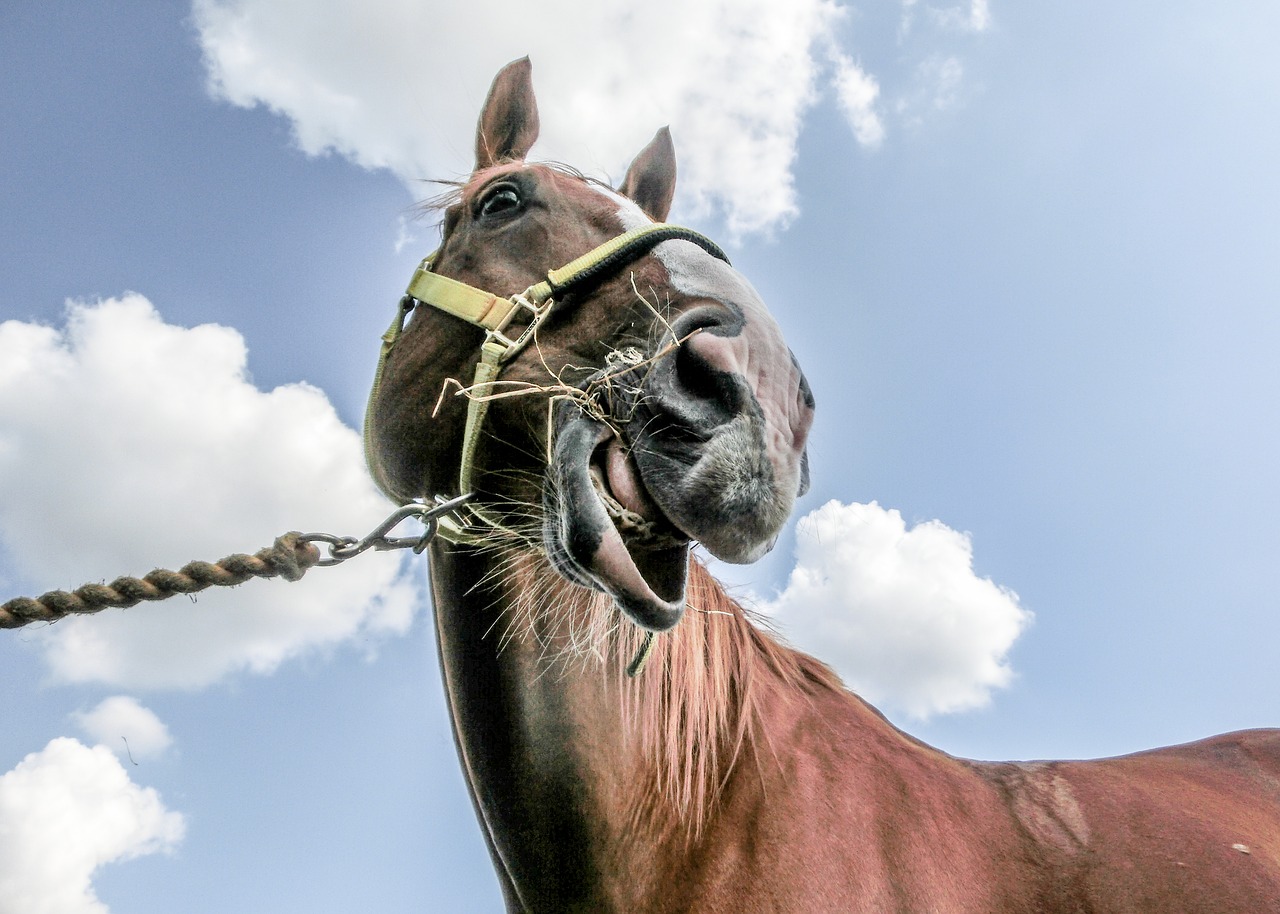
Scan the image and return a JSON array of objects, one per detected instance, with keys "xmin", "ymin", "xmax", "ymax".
[{"xmin": 486, "ymin": 291, "xmax": 554, "ymax": 361}]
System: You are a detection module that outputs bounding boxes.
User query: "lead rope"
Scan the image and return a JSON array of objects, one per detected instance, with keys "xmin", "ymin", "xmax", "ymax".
[{"xmin": 0, "ymin": 496, "xmax": 471, "ymax": 630}]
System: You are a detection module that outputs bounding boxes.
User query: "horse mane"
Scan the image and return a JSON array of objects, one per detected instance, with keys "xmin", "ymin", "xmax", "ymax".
[
  {"xmin": 498, "ymin": 546, "xmax": 847, "ymax": 839},
  {"xmin": 626, "ymin": 558, "xmax": 846, "ymax": 837}
]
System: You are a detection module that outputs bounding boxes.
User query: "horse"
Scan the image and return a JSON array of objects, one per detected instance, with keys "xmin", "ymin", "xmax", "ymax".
[{"xmin": 363, "ymin": 57, "xmax": 1280, "ymax": 913}]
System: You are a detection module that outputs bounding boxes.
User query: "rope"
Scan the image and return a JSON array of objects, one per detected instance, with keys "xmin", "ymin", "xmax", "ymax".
[{"xmin": 0, "ymin": 533, "xmax": 320, "ymax": 629}]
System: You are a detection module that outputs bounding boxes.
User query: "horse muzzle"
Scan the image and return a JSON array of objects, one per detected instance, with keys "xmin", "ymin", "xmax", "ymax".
[{"xmin": 544, "ymin": 296, "xmax": 814, "ymax": 631}]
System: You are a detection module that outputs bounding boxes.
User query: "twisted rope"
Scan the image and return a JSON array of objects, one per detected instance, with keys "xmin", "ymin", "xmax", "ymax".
[{"xmin": 0, "ymin": 533, "xmax": 320, "ymax": 629}]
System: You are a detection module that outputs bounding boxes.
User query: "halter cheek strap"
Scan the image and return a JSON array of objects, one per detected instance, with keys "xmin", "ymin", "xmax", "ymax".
[{"xmin": 364, "ymin": 222, "xmax": 729, "ymax": 544}]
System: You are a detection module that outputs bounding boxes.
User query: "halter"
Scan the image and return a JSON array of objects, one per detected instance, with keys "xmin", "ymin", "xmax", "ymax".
[{"xmin": 365, "ymin": 222, "xmax": 730, "ymax": 544}]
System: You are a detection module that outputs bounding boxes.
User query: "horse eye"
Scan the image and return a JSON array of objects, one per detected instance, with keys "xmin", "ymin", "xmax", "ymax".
[{"xmin": 479, "ymin": 185, "xmax": 522, "ymax": 219}]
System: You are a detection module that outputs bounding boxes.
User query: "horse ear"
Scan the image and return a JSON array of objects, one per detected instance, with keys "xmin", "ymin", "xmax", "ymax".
[
  {"xmin": 475, "ymin": 57, "xmax": 540, "ymax": 170},
  {"xmin": 620, "ymin": 127, "xmax": 677, "ymax": 222}
]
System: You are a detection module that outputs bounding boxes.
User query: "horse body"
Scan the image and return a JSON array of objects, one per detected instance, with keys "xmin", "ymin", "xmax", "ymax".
[
  {"xmin": 430, "ymin": 545, "xmax": 1280, "ymax": 912},
  {"xmin": 983, "ymin": 730, "xmax": 1280, "ymax": 912},
  {"xmin": 365, "ymin": 58, "xmax": 1280, "ymax": 912}
]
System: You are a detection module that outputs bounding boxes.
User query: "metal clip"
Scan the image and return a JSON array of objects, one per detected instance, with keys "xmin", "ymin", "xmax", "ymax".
[{"xmin": 299, "ymin": 493, "xmax": 474, "ymax": 566}]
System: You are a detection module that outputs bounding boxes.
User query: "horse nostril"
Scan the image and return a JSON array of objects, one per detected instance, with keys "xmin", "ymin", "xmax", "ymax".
[
  {"xmin": 664, "ymin": 305, "xmax": 747, "ymax": 423},
  {"xmin": 675, "ymin": 335, "xmax": 742, "ymax": 418}
]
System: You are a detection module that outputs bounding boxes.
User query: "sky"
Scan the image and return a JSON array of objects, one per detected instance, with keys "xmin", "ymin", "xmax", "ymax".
[{"xmin": 2, "ymin": 1, "xmax": 1279, "ymax": 911}]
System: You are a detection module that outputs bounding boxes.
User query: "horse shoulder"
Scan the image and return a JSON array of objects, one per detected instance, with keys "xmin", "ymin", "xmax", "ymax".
[
  {"xmin": 697, "ymin": 657, "xmax": 1038, "ymax": 913},
  {"xmin": 983, "ymin": 728, "xmax": 1280, "ymax": 912}
]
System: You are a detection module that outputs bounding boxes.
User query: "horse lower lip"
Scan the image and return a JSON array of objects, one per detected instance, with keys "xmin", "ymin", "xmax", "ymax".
[{"xmin": 549, "ymin": 412, "xmax": 688, "ymax": 630}]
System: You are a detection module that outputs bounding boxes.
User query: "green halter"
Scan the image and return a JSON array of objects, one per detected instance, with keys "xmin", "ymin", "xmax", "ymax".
[{"xmin": 364, "ymin": 222, "xmax": 729, "ymax": 544}]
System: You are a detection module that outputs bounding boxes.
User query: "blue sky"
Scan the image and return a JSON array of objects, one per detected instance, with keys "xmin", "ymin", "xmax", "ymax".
[{"xmin": 2, "ymin": 2, "xmax": 1279, "ymax": 911}]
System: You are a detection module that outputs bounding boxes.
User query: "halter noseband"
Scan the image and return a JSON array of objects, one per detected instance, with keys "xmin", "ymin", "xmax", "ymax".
[{"xmin": 365, "ymin": 222, "xmax": 729, "ymax": 544}]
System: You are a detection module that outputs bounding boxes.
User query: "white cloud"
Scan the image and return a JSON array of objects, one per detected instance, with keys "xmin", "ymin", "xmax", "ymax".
[
  {"xmin": 0, "ymin": 738, "xmax": 185, "ymax": 914},
  {"xmin": 921, "ymin": 55, "xmax": 966, "ymax": 110},
  {"xmin": 762, "ymin": 501, "xmax": 1031, "ymax": 719},
  {"xmin": 0, "ymin": 296, "xmax": 418, "ymax": 689},
  {"xmin": 190, "ymin": 1, "xmax": 998, "ymax": 235},
  {"xmin": 393, "ymin": 214, "xmax": 420, "ymax": 256},
  {"xmin": 970, "ymin": 0, "xmax": 992, "ymax": 31},
  {"xmin": 191, "ymin": 0, "xmax": 845, "ymax": 237},
  {"xmin": 73, "ymin": 698, "xmax": 172, "ymax": 762},
  {"xmin": 833, "ymin": 55, "xmax": 886, "ymax": 148},
  {"xmin": 903, "ymin": 0, "xmax": 992, "ymax": 35},
  {"xmin": 940, "ymin": 0, "xmax": 991, "ymax": 33},
  {"xmin": 896, "ymin": 55, "xmax": 967, "ymax": 128}
]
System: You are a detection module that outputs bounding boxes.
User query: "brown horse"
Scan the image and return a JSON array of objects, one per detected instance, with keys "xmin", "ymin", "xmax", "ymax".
[{"xmin": 365, "ymin": 58, "xmax": 1280, "ymax": 913}]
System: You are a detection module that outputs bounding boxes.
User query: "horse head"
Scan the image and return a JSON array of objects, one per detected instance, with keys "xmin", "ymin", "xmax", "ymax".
[{"xmin": 365, "ymin": 57, "xmax": 813, "ymax": 633}]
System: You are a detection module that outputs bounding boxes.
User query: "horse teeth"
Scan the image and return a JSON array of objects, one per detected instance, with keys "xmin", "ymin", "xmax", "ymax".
[{"xmin": 588, "ymin": 464, "xmax": 683, "ymax": 548}]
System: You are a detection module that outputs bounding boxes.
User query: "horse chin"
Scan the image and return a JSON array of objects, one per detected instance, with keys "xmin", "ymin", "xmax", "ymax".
[
  {"xmin": 545, "ymin": 413, "xmax": 690, "ymax": 632},
  {"xmin": 630, "ymin": 412, "xmax": 798, "ymax": 566}
]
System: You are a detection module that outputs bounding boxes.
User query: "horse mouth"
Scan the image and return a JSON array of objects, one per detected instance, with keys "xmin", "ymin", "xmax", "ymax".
[
  {"xmin": 590, "ymin": 439, "xmax": 687, "ymax": 551},
  {"xmin": 545, "ymin": 413, "xmax": 691, "ymax": 632},
  {"xmin": 541, "ymin": 312, "xmax": 813, "ymax": 632}
]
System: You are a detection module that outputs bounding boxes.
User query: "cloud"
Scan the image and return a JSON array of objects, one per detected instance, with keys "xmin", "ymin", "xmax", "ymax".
[
  {"xmin": 761, "ymin": 501, "xmax": 1031, "ymax": 719},
  {"xmin": 901, "ymin": 0, "xmax": 992, "ymax": 36},
  {"xmin": 895, "ymin": 55, "xmax": 967, "ymax": 130},
  {"xmin": 0, "ymin": 296, "xmax": 418, "ymax": 689},
  {"xmin": 919, "ymin": 55, "xmax": 967, "ymax": 110},
  {"xmin": 191, "ymin": 0, "xmax": 847, "ymax": 237},
  {"xmin": 0, "ymin": 738, "xmax": 185, "ymax": 914},
  {"xmin": 937, "ymin": 0, "xmax": 991, "ymax": 33},
  {"xmin": 191, "ymin": 1, "xmax": 997, "ymax": 234},
  {"xmin": 73, "ymin": 698, "xmax": 172, "ymax": 762},
  {"xmin": 833, "ymin": 55, "xmax": 886, "ymax": 148}
]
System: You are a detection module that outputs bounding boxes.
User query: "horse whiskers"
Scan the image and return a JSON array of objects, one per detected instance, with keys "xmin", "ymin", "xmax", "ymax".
[
  {"xmin": 629, "ymin": 273, "xmax": 676, "ymax": 336},
  {"xmin": 484, "ymin": 533, "xmax": 599, "ymax": 663},
  {"xmin": 504, "ymin": 565, "xmax": 615, "ymax": 675},
  {"xmin": 467, "ymin": 541, "xmax": 556, "ymax": 652}
]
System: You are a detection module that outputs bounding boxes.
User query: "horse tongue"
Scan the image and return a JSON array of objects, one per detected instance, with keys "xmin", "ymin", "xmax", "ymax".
[{"xmin": 604, "ymin": 439, "xmax": 661, "ymax": 520}]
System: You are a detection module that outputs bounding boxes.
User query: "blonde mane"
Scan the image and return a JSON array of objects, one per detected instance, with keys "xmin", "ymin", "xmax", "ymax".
[{"xmin": 497, "ymin": 548, "xmax": 846, "ymax": 837}]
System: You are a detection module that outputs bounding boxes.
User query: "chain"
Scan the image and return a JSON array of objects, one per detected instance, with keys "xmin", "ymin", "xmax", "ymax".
[{"xmin": 297, "ymin": 494, "xmax": 473, "ymax": 565}]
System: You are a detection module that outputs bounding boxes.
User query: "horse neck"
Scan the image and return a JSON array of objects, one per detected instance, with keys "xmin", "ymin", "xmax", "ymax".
[{"xmin": 426, "ymin": 542, "xmax": 859, "ymax": 907}]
